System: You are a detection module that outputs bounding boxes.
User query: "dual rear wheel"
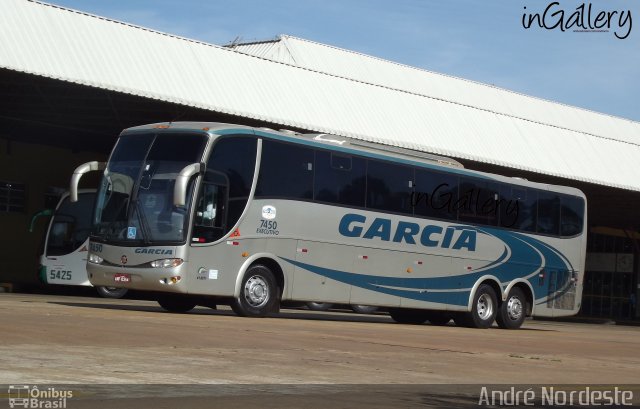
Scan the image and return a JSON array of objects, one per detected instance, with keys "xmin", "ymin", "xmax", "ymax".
[{"xmin": 390, "ymin": 285, "xmax": 528, "ymax": 329}]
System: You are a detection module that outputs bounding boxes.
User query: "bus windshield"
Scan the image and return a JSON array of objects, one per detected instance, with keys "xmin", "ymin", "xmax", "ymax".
[{"xmin": 92, "ymin": 132, "xmax": 207, "ymax": 244}]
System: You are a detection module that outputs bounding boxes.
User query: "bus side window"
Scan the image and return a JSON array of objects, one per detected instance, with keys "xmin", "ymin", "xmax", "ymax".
[
  {"xmin": 193, "ymin": 182, "xmax": 227, "ymax": 243},
  {"xmin": 560, "ymin": 195, "xmax": 584, "ymax": 237},
  {"xmin": 314, "ymin": 150, "xmax": 365, "ymax": 207},
  {"xmin": 366, "ymin": 159, "xmax": 413, "ymax": 214},
  {"xmin": 503, "ymin": 187, "xmax": 537, "ymax": 232},
  {"xmin": 537, "ymin": 192, "xmax": 560, "ymax": 235},
  {"xmin": 255, "ymin": 140, "xmax": 314, "ymax": 200}
]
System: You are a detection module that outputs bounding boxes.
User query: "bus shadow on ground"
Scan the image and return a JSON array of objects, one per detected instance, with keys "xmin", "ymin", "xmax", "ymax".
[{"xmin": 46, "ymin": 300, "xmax": 554, "ymax": 330}]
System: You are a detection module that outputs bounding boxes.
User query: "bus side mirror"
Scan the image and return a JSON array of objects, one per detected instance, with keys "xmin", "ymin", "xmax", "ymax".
[
  {"xmin": 174, "ymin": 162, "xmax": 205, "ymax": 207},
  {"xmin": 28, "ymin": 209, "xmax": 54, "ymax": 233},
  {"xmin": 70, "ymin": 161, "xmax": 105, "ymax": 202}
]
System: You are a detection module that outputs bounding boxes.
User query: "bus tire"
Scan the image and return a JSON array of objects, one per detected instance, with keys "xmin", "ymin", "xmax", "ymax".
[
  {"xmin": 96, "ymin": 286, "xmax": 128, "ymax": 299},
  {"xmin": 157, "ymin": 296, "xmax": 196, "ymax": 313},
  {"xmin": 425, "ymin": 311, "xmax": 451, "ymax": 326},
  {"xmin": 231, "ymin": 264, "xmax": 278, "ymax": 317},
  {"xmin": 388, "ymin": 308, "xmax": 428, "ymax": 325},
  {"xmin": 496, "ymin": 287, "xmax": 527, "ymax": 329},
  {"xmin": 455, "ymin": 284, "xmax": 497, "ymax": 328},
  {"xmin": 350, "ymin": 305, "xmax": 378, "ymax": 314},
  {"xmin": 306, "ymin": 302, "xmax": 332, "ymax": 311}
]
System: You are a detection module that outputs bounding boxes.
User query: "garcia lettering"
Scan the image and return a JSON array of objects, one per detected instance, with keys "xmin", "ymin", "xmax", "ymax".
[{"xmin": 339, "ymin": 213, "xmax": 477, "ymax": 251}]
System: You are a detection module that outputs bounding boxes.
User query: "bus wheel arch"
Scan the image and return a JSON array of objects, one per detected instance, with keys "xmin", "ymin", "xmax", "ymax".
[
  {"xmin": 456, "ymin": 277, "xmax": 501, "ymax": 329},
  {"xmin": 497, "ymin": 281, "xmax": 533, "ymax": 329},
  {"xmin": 231, "ymin": 255, "xmax": 284, "ymax": 317}
]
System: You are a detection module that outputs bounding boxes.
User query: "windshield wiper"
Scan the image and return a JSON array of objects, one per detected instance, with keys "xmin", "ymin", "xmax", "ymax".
[{"xmin": 133, "ymin": 199, "xmax": 152, "ymax": 245}]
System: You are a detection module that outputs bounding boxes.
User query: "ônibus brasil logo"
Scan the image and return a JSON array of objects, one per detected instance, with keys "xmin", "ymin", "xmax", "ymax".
[{"xmin": 7, "ymin": 385, "xmax": 73, "ymax": 408}]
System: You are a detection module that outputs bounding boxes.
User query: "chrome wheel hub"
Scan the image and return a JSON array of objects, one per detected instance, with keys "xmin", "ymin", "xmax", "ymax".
[
  {"xmin": 244, "ymin": 275, "xmax": 269, "ymax": 308},
  {"xmin": 477, "ymin": 294, "xmax": 494, "ymax": 320},
  {"xmin": 507, "ymin": 296, "xmax": 523, "ymax": 321}
]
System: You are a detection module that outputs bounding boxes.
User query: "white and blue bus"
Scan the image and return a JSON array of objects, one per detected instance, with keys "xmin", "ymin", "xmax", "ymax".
[{"xmin": 70, "ymin": 122, "xmax": 586, "ymax": 329}]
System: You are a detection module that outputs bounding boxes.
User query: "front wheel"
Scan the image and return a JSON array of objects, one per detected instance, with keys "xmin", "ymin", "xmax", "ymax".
[
  {"xmin": 157, "ymin": 296, "xmax": 196, "ymax": 313},
  {"xmin": 96, "ymin": 286, "xmax": 128, "ymax": 299},
  {"xmin": 455, "ymin": 284, "xmax": 498, "ymax": 329},
  {"xmin": 496, "ymin": 287, "xmax": 527, "ymax": 329},
  {"xmin": 231, "ymin": 265, "xmax": 278, "ymax": 317}
]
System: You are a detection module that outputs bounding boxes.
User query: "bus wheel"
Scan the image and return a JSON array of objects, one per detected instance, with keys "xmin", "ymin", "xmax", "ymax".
[
  {"xmin": 388, "ymin": 308, "xmax": 428, "ymax": 325},
  {"xmin": 351, "ymin": 305, "xmax": 378, "ymax": 314},
  {"xmin": 157, "ymin": 296, "xmax": 196, "ymax": 313},
  {"xmin": 96, "ymin": 286, "xmax": 128, "ymax": 299},
  {"xmin": 306, "ymin": 302, "xmax": 332, "ymax": 311},
  {"xmin": 425, "ymin": 311, "xmax": 451, "ymax": 326},
  {"xmin": 455, "ymin": 284, "xmax": 497, "ymax": 328},
  {"xmin": 231, "ymin": 265, "xmax": 278, "ymax": 317},
  {"xmin": 496, "ymin": 287, "xmax": 527, "ymax": 329}
]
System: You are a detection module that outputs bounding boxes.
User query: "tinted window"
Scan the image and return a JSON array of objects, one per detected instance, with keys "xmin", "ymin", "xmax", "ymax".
[
  {"xmin": 192, "ymin": 136, "xmax": 257, "ymax": 243},
  {"xmin": 537, "ymin": 191, "xmax": 560, "ymax": 235},
  {"xmin": 457, "ymin": 178, "xmax": 501, "ymax": 226},
  {"xmin": 367, "ymin": 160, "xmax": 413, "ymax": 214},
  {"xmin": 413, "ymin": 169, "xmax": 458, "ymax": 221},
  {"xmin": 314, "ymin": 150, "xmax": 366, "ymax": 207},
  {"xmin": 255, "ymin": 140, "xmax": 314, "ymax": 200},
  {"xmin": 208, "ymin": 136, "xmax": 257, "ymax": 199},
  {"xmin": 47, "ymin": 193, "xmax": 95, "ymax": 256},
  {"xmin": 560, "ymin": 195, "xmax": 585, "ymax": 236},
  {"xmin": 502, "ymin": 186, "xmax": 537, "ymax": 231}
]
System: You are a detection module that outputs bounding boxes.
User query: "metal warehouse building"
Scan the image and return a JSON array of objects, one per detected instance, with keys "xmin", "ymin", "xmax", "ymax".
[{"xmin": 1, "ymin": 0, "xmax": 639, "ymax": 319}]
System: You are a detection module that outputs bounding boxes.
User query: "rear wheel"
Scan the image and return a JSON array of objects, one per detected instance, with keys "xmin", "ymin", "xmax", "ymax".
[
  {"xmin": 96, "ymin": 286, "xmax": 128, "ymax": 299},
  {"xmin": 231, "ymin": 265, "xmax": 278, "ymax": 317},
  {"xmin": 496, "ymin": 287, "xmax": 527, "ymax": 329},
  {"xmin": 388, "ymin": 308, "xmax": 428, "ymax": 325},
  {"xmin": 454, "ymin": 284, "xmax": 497, "ymax": 328},
  {"xmin": 157, "ymin": 296, "xmax": 196, "ymax": 313}
]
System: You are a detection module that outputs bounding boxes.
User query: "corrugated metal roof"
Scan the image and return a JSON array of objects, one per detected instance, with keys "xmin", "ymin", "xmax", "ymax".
[
  {"xmin": 2, "ymin": 0, "xmax": 640, "ymax": 191},
  {"xmin": 231, "ymin": 35, "xmax": 640, "ymax": 146}
]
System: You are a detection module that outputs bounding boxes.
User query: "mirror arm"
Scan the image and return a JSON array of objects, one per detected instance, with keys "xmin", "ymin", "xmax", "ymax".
[
  {"xmin": 70, "ymin": 161, "xmax": 105, "ymax": 202},
  {"xmin": 173, "ymin": 162, "xmax": 205, "ymax": 207}
]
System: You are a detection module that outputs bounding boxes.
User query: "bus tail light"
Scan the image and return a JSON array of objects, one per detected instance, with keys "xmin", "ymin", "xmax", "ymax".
[{"xmin": 150, "ymin": 258, "xmax": 183, "ymax": 268}]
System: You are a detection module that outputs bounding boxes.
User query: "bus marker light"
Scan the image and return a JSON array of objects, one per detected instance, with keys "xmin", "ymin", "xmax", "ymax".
[
  {"xmin": 227, "ymin": 241, "xmax": 240, "ymax": 246},
  {"xmin": 359, "ymin": 255, "xmax": 368, "ymax": 260},
  {"xmin": 297, "ymin": 248, "xmax": 308, "ymax": 253},
  {"xmin": 169, "ymin": 276, "xmax": 181, "ymax": 284},
  {"xmin": 406, "ymin": 267, "xmax": 413, "ymax": 273},
  {"xmin": 415, "ymin": 261, "xmax": 423, "ymax": 265},
  {"xmin": 241, "ymin": 252, "xmax": 249, "ymax": 257}
]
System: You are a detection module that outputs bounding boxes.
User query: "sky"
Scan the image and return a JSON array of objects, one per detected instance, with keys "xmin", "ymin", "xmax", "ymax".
[{"xmin": 49, "ymin": 0, "xmax": 640, "ymax": 122}]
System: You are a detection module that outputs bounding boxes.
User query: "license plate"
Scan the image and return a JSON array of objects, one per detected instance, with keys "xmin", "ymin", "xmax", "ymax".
[{"xmin": 114, "ymin": 273, "xmax": 131, "ymax": 283}]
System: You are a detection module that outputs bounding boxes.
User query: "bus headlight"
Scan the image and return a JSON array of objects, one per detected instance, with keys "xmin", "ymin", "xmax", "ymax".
[
  {"xmin": 88, "ymin": 253, "xmax": 104, "ymax": 264},
  {"xmin": 150, "ymin": 258, "xmax": 183, "ymax": 268}
]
